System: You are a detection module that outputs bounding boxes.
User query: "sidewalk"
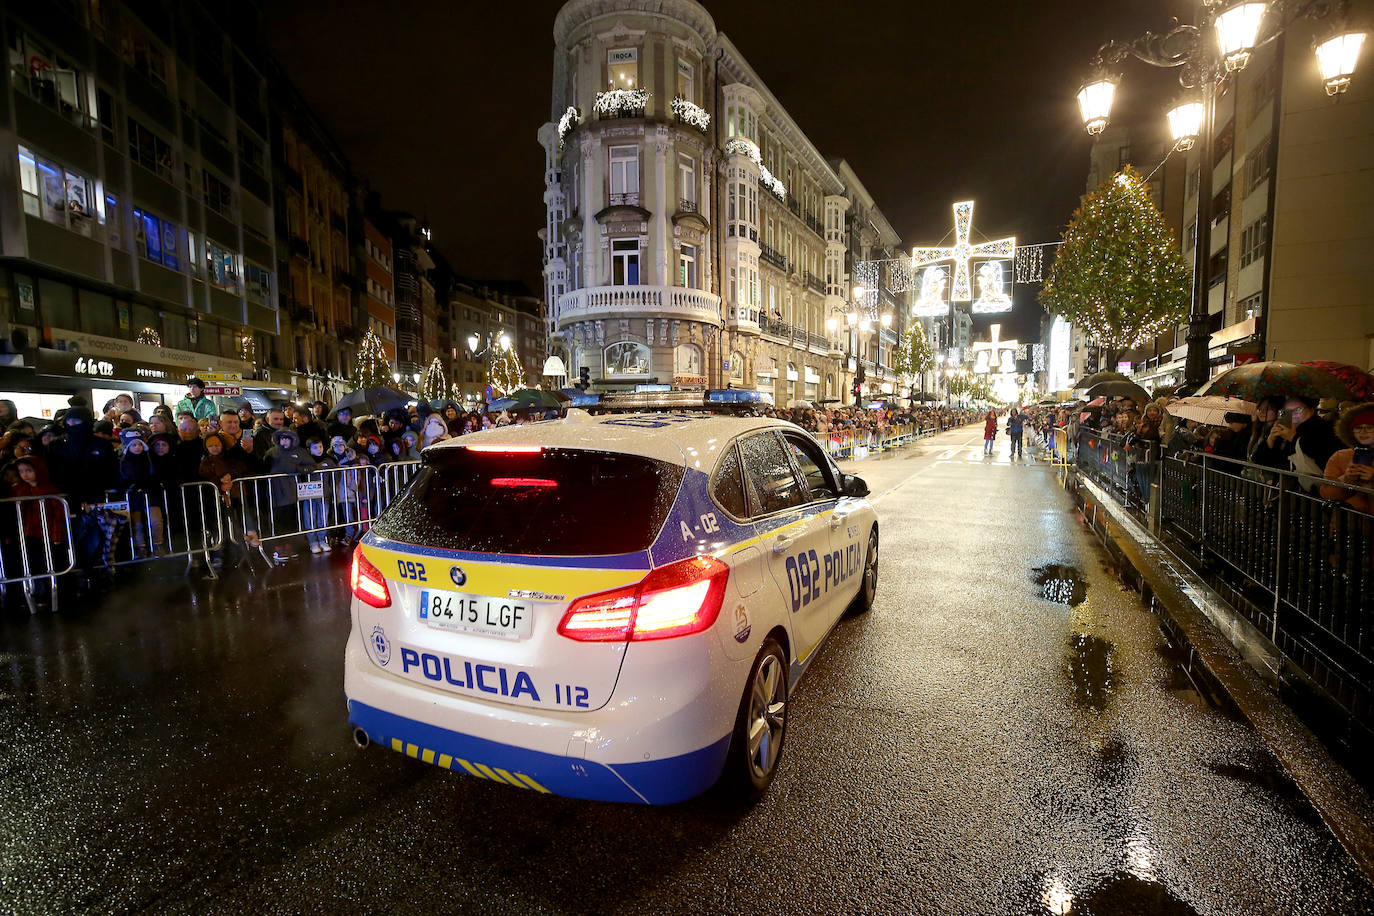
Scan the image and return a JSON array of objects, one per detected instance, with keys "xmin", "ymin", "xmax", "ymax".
[{"xmin": 1070, "ymin": 468, "xmax": 1374, "ymax": 884}]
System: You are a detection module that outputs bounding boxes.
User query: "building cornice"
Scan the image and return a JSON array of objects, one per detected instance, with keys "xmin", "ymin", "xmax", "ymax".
[{"xmin": 554, "ymin": 0, "xmax": 716, "ymax": 48}]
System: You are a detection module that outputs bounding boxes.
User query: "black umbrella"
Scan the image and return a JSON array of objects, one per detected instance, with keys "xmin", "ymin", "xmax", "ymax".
[{"xmin": 330, "ymin": 386, "xmax": 410, "ymax": 419}]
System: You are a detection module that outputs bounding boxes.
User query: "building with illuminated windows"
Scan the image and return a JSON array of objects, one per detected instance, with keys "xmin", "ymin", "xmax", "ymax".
[{"xmin": 539, "ymin": 0, "xmax": 908, "ymax": 402}]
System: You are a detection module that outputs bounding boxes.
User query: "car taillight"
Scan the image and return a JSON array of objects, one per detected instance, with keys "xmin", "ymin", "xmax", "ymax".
[
  {"xmin": 351, "ymin": 547, "xmax": 391, "ymax": 608},
  {"xmin": 558, "ymin": 556, "xmax": 729, "ymax": 642}
]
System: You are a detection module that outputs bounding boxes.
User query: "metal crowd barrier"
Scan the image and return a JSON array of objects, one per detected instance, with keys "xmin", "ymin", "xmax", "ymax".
[
  {"xmin": 230, "ymin": 464, "xmax": 380, "ymax": 561},
  {"xmin": 104, "ymin": 481, "xmax": 227, "ymax": 575},
  {"xmin": 0, "ymin": 493, "xmax": 75, "ymax": 613},
  {"xmin": 379, "ymin": 460, "xmax": 422, "ymax": 506}
]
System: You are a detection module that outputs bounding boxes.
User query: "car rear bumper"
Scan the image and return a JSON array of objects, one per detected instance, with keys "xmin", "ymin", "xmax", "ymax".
[{"xmin": 345, "ymin": 635, "xmax": 735, "ymax": 804}]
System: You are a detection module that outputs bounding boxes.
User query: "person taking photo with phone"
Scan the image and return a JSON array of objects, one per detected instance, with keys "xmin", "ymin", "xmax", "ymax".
[
  {"xmin": 1320, "ymin": 403, "xmax": 1374, "ymax": 514},
  {"xmin": 1265, "ymin": 395, "xmax": 1344, "ymax": 491}
]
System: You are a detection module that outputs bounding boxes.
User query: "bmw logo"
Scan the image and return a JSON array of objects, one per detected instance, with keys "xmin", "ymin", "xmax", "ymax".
[
  {"xmin": 449, "ymin": 566, "xmax": 467, "ymax": 587},
  {"xmin": 370, "ymin": 625, "xmax": 392, "ymax": 667}
]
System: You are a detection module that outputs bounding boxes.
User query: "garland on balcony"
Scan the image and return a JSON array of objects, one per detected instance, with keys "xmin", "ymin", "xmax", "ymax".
[
  {"xmin": 558, "ymin": 106, "xmax": 580, "ymax": 139},
  {"xmin": 759, "ymin": 164, "xmax": 786, "ymax": 200},
  {"xmin": 593, "ymin": 89, "xmax": 651, "ymax": 116},
  {"xmin": 724, "ymin": 137, "xmax": 761, "ymax": 164},
  {"xmin": 671, "ymin": 96, "xmax": 710, "ymax": 130}
]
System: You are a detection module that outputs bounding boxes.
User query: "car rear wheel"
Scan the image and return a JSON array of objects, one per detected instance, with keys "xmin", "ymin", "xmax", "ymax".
[
  {"xmin": 723, "ymin": 638, "xmax": 788, "ymax": 800},
  {"xmin": 847, "ymin": 526, "xmax": 878, "ymax": 615}
]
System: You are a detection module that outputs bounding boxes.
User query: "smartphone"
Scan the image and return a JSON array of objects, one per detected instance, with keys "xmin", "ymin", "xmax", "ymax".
[
  {"xmin": 1275, "ymin": 409, "xmax": 1294, "ymax": 428},
  {"xmin": 1354, "ymin": 447, "xmax": 1374, "ymax": 467}
]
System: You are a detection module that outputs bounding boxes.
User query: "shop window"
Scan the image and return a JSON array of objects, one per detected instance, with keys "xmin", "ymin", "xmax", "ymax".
[
  {"xmin": 206, "ymin": 240, "xmax": 241, "ymax": 294},
  {"xmin": 202, "ymin": 170, "xmax": 233, "ymax": 217},
  {"xmin": 607, "ymin": 48, "xmax": 638, "ymax": 90},
  {"xmin": 17, "ymin": 145, "xmax": 104, "ymax": 238},
  {"xmin": 133, "ymin": 207, "xmax": 181, "ymax": 270},
  {"xmin": 128, "ymin": 117, "xmax": 173, "ymax": 181},
  {"xmin": 244, "ymin": 261, "xmax": 272, "ymax": 305}
]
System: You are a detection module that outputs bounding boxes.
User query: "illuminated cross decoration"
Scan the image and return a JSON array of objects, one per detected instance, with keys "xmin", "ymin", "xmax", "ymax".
[
  {"xmin": 971, "ymin": 323, "xmax": 1019, "ymax": 376},
  {"xmin": 910, "ymin": 200, "xmax": 1016, "ymax": 302}
]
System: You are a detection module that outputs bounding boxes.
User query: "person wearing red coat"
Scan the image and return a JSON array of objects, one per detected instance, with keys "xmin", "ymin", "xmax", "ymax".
[
  {"xmin": 11, "ymin": 456, "xmax": 68, "ymax": 603},
  {"xmin": 983, "ymin": 409, "xmax": 998, "ymax": 456}
]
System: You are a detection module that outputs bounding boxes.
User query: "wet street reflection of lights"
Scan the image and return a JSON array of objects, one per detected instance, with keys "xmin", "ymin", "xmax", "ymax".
[
  {"xmin": 1125, "ymin": 836, "xmax": 1157, "ymax": 881},
  {"xmin": 1042, "ymin": 875, "xmax": 1074, "ymax": 915}
]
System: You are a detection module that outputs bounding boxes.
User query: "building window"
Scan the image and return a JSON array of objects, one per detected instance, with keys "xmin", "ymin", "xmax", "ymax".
[
  {"xmin": 245, "ymin": 261, "xmax": 272, "ymax": 305},
  {"xmin": 18, "ymin": 145, "xmax": 104, "ymax": 238},
  {"xmin": 1208, "ymin": 248, "xmax": 1228, "ymax": 287},
  {"xmin": 1245, "ymin": 136, "xmax": 1271, "ymax": 194},
  {"xmin": 1187, "ymin": 167, "xmax": 1199, "ymax": 199},
  {"xmin": 128, "ymin": 117, "xmax": 173, "ymax": 181},
  {"xmin": 1239, "ymin": 292, "xmax": 1262, "ymax": 319},
  {"xmin": 206, "ymin": 240, "xmax": 241, "ymax": 293},
  {"xmin": 133, "ymin": 207, "xmax": 181, "ymax": 269},
  {"xmin": 612, "ymin": 239, "xmax": 640, "ymax": 286},
  {"xmin": 608, "ymin": 48, "xmax": 638, "ymax": 90},
  {"xmin": 203, "ymin": 170, "xmax": 233, "ymax": 217},
  {"xmin": 1117, "ymin": 145, "xmax": 1132, "ymax": 169},
  {"xmin": 1185, "ymin": 222, "xmax": 1196, "ymax": 252},
  {"xmin": 679, "ymin": 155, "xmax": 696, "ymax": 206},
  {"xmin": 608, "ymin": 145, "xmax": 639, "ymax": 202},
  {"xmin": 1240, "ymin": 215, "xmax": 1268, "ymax": 268},
  {"xmin": 676, "ymin": 59, "xmax": 695, "ymax": 103},
  {"xmin": 116, "ymin": 17, "xmax": 171, "ymax": 92},
  {"xmin": 679, "ymin": 244, "xmax": 698, "ymax": 289},
  {"xmin": 238, "ymin": 133, "xmax": 265, "ymax": 176}
]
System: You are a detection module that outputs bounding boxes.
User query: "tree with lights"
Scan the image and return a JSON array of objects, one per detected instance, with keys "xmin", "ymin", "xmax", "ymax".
[
  {"xmin": 351, "ymin": 329, "xmax": 394, "ymax": 390},
  {"xmin": 890, "ymin": 326, "xmax": 936, "ymax": 380},
  {"xmin": 487, "ymin": 343, "xmax": 524, "ymax": 397},
  {"xmin": 419, "ymin": 357, "xmax": 448, "ymax": 401},
  {"xmin": 1040, "ymin": 166, "xmax": 1191, "ymax": 369}
]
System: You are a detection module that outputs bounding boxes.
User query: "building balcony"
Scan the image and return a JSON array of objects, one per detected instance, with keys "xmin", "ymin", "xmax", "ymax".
[
  {"xmin": 804, "ymin": 272, "xmax": 825, "ymax": 294},
  {"xmin": 288, "ymin": 237, "xmax": 311, "ymax": 261},
  {"xmin": 594, "ymin": 89, "xmax": 649, "ymax": 120},
  {"xmin": 671, "ymin": 97, "xmax": 710, "ymax": 133},
  {"xmin": 556, "ymin": 285, "xmax": 722, "ymax": 327},
  {"xmin": 759, "ymin": 243, "xmax": 788, "ymax": 271}
]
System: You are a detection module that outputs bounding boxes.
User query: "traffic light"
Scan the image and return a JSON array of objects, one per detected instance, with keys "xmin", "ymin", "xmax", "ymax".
[
  {"xmin": 576, "ymin": 366, "xmax": 591, "ymax": 391},
  {"xmin": 852, "ymin": 380, "xmax": 863, "ymax": 402}
]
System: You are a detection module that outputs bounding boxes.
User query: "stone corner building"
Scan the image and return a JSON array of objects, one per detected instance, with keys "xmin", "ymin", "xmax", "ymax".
[{"xmin": 539, "ymin": 0, "xmax": 908, "ymax": 402}]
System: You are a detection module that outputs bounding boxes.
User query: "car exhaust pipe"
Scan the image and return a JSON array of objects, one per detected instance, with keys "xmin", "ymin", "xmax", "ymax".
[{"xmin": 352, "ymin": 727, "xmax": 371, "ymax": 749}]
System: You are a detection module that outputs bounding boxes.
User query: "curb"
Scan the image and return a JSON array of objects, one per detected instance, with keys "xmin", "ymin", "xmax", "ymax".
[{"xmin": 1072, "ymin": 470, "xmax": 1374, "ymax": 884}]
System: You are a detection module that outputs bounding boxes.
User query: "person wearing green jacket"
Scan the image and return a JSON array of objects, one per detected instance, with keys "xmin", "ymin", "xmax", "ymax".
[{"xmin": 175, "ymin": 378, "xmax": 217, "ymax": 420}]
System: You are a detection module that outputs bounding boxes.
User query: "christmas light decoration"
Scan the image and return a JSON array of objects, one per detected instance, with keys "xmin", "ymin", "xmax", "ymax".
[
  {"xmin": 912, "ymin": 266, "xmax": 950, "ymax": 317},
  {"xmin": 725, "ymin": 137, "xmax": 761, "ymax": 164},
  {"xmin": 487, "ymin": 336, "xmax": 524, "ymax": 397},
  {"xmin": 970, "ymin": 261, "xmax": 1012, "ymax": 314},
  {"xmin": 419, "ymin": 357, "xmax": 448, "ymax": 401},
  {"xmin": 137, "ymin": 327, "xmax": 162, "ymax": 347},
  {"xmin": 352, "ymin": 329, "xmax": 394, "ymax": 390},
  {"xmin": 670, "ymin": 96, "xmax": 710, "ymax": 130},
  {"xmin": 1040, "ymin": 166, "xmax": 1191, "ymax": 358},
  {"xmin": 1015, "ymin": 244, "xmax": 1058, "ymax": 284},
  {"xmin": 593, "ymin": 89, "xmax": 650, "ymax": 116},
  {"xmin": 558, "ymin": 106, "xmax": 581, "ymax": 139},
  {"xmin": 759, "ymin": 164, "xmax": 786, "ymax": 200},
  {"xmin": 910, "ymin": 200, "xmax": 1016, "ymax": 302}
]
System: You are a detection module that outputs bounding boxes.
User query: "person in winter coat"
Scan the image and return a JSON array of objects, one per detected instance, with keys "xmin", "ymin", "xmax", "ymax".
[
  {"xmin": 420, "ymin": 414, "xmax": 448, "ymax": 450},
  {"xmin": 118, "ymin": 429, "xmax": 163, "ymax": 556},
  {"xmin": 1267, "ymin": 396, "xmax": 1344, "ymax": 491},
  {"xmin": 263, "ymin": 428, "xmax": 316, "ymax": 550},
  {"xmin": 11, "ymin": 456, "xmax": 66, "ymax": 602},
  {"xmin": 982, "ymin": 409, "xmax": 997, "ymax": 456},
  {"xmin": 326, "ymin": 406, "xmax": 355, "ymax": 443},
  {"xmin": 1320, "ymin": 402, "xmax": 1374, "ymax": 514},
  {"xmin": 400, "ymin": 429, "xmax": 421, "ymax": 460},
  {"xmin": 299, "ymin": 436, "xmax": 329, "ymax": 554},
  {"xmin": 173, "ymin": 416, "xmax": 207, "ymax": 483},
  {"xmin": 48, "ymin": 406, "xmax": 118, "ymax": 506},
  {"xmin": 175, "ymin": 378, "xmax": 217, "ymax": 421},
  {"xmin": 1006, "ymin": 409, "xmax": 1025, "ymax": 460},
  {"xmin": 326, "ymin": 435, "xmax": 366, "ymax": 544},
  {"xmin": 362, "ymin": 435, "xmax": 389, "ymax": 465}
]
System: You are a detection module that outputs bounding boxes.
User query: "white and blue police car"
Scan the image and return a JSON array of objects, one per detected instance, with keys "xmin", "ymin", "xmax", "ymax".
[{"xmin": 345, "ymin": 392, "xmax": 878, "ymax": 803}]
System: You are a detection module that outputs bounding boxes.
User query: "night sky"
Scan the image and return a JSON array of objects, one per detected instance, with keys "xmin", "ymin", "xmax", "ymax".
[{"xmin": 267, "ymin": 0, "xmax": 1191, "ymax": 343}]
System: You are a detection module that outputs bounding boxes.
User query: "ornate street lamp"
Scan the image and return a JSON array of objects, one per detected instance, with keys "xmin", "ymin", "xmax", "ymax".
[
  {"xmin": 1316, "ymin": 29, "xmax": 1368, "ymax": 95},
  {"xmin": 1215, "ymin": 2, "xmax": 1269, "ymax": 72},
  {"xmin": 1076, "ymin": 75, "xmax": 1119, "ymax": 136},
  {"xmin": 1166, "ymin": 98, "xmax": 1205, "ymax": 150}
]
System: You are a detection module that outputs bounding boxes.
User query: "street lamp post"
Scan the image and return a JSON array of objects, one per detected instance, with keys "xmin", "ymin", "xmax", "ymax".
[{"xmin": 1075, "ymin": 0, "xmax": 1366, "ymax": 388}]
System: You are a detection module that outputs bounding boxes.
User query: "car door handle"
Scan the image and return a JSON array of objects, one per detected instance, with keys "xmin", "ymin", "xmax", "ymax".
[
  {"xmin": 773, "ymin": 534, "xmax": 794, "ymax": 554},
  {"xmin": 829, "ymin": 513, "xmax": 850, "ymax": 529}
]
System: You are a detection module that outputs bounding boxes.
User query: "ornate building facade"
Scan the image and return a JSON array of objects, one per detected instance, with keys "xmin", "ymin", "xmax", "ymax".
[{"xmin": 539, "ymin": 0, "xmax": 906, "ymax": 402}]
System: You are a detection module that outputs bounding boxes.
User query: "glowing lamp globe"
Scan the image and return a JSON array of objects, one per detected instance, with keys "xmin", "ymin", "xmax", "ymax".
[
  {"xmin": 1215, "ymin": 2, "xmax": 1267, "ymax": 72},
  {"xmin": 1315, "ymin": 31, "xmax": 1366, "ymax": 96},
  {"xmin": 846, "ymin": 311, "xmax": 858, "ymax": 326},
  {"xmin": 1167, "ymin": 100, "xmax": 1205, "ymax": 151},
  {"xmin": 1077, "ymin": 77, "xmax": 1118, "ymax": 135},
  {"xmin": 880, "ymin": 313, "xmax": 893, "ymax": 328}
]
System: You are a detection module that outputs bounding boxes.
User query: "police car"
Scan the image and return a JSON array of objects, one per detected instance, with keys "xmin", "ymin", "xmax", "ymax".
[{"xmin": 345, "ymin": 392, "xmax": 878, "ymax": 804}]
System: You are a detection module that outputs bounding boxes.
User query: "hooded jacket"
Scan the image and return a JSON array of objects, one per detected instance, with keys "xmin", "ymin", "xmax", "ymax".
[
  {"xmin": 48, "ymin": 407, "xmax": 117, "ymax": 503},
  {"xmin": 264, "ymin": 427, "xmax": 317, "ymax": 507},
  {"xmin": 12, "ymin": 456, "xmax": 64, "ymax": 542},
  {"xmin": 420, "ymin": 414, "xmax": 448, "ymax": 450}
]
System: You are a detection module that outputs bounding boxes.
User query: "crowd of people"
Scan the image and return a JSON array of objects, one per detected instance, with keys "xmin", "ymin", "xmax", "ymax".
[
  {"xmin": 1023, "ymin": 393, "xmax": 1374, "ymax": 513},
  {"xmin": 773, "ymin": 404, "xmax": 982, "ymax": 438}
]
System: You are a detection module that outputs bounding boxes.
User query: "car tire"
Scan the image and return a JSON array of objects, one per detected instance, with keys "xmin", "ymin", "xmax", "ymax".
[
  {"xmin": 722, "ymin": 637, "xmax": 789, "ymax": 800},
  {"xmin": 846, "ymin": 526, "xmax": 878, "ymax": 616}
]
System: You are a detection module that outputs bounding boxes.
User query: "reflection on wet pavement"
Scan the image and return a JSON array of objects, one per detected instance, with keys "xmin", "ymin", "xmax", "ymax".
[
  {"xmin": 1068, "ymin": 633, "xmax": 1116, "ymax": 712},
  {"xmin": 1034, "ymin": 563, "xmax": 1089, "ymax": 606}
]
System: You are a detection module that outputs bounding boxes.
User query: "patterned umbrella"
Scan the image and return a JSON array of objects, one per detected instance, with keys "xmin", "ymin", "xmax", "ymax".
[
  {"xmin": 1300, "ymin": 361, "xmax": 1374, "ymax": 400},
  {"xmin": 1166, "ymin": 395, "xmax": 1256, "ymax": 427},
  {"xmin": 1198, "ymin": 360, "xmax": 1357, "ymax": 402}
]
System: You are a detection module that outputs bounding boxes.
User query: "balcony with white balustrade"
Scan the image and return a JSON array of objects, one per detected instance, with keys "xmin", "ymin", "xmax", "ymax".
[{"xmin": 554, "ymin": 285, "xmax": 723, "ymax": 327}]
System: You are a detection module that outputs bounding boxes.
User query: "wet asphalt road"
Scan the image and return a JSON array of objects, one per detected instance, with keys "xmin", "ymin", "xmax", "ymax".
[{"xmin": 2, "ymin": 426, "xmax": 1372, "ymax": 915}]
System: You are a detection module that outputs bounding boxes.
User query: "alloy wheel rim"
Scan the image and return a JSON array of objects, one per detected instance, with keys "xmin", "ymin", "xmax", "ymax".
[
  {"xmin": 746, "ymin": 654, "xmax": 786, "ymax": 780},
  {"xmin": 864, "ymin": 533, "xmax": 878, "ymax": 600}
]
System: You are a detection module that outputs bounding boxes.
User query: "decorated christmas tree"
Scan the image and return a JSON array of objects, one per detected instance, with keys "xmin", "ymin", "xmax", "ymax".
[
  {"xmin": 487, "ymin": 342, "xmax": 524, "ymax": 397},
  {"xmin": 351, "ymin": 329, "xmax": 393, "ymax": 390},
  {"xmin": 1040, "ymin": 166, "xmax": 1191, "ymax": 367},
  {"xmin": 891, "ymin": 325, "xmax": 936, "ymax": 380},
  {"xmin": 419, "ymin": 357, "xmax": 448, "ymax": 401}
]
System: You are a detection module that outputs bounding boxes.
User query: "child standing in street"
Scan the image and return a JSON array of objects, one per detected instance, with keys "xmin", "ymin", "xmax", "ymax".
[{"xmin": 983, "ymin": 409, "xmax": 997, "ymax": 456}]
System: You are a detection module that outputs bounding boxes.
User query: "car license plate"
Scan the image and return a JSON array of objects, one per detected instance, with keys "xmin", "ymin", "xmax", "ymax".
[{"xmin": 417, "ymin": 589, "xmax": 534, "ymax": 640}]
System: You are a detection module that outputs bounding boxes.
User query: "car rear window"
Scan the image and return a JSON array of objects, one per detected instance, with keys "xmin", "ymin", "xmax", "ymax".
[{"xmin": 372, "ymin": 447, "xmax": 684, "ymax": 556}]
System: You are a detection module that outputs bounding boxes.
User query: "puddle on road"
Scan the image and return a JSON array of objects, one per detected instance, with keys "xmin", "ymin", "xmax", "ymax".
[
  {"xmin": 1033, "ymin": 564, "xmax": 1089, "ymax": 606},
  {"xmin": 1068, "ymin": 633, "xmax": 1116, "ymax": 712},
  {"xmin": 1027, "ymin": 870, "xmax": 1198, "ymax": 916}
]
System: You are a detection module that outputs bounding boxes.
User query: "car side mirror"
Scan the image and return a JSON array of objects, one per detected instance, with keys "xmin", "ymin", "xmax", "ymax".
[{"xmin": 842, "ymin": 474, "xmax": 869, "ymax": 498}]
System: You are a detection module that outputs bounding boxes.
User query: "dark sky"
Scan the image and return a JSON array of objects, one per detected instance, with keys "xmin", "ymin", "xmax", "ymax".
[{"xmin": 266, "ymin": 0, "xmax": 1190, "ymax": 343}]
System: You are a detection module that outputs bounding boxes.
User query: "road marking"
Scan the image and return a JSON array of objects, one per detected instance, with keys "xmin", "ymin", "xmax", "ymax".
[{"xmin": 871, "ymin": 434, "xmax": 982, "ymax": 507}]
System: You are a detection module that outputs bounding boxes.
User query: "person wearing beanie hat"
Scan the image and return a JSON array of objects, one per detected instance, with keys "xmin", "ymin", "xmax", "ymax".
[
  {"xmin": 1320, "ymin": 403, "xmax": 1374, "ymax": 513},
  {"xmin": 176, "ymin": 377, "xmax": 217, "ymax": 421},
  {"xmin": 118, "ymin": 428, "xmax": 162, "ymax": 556}
]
